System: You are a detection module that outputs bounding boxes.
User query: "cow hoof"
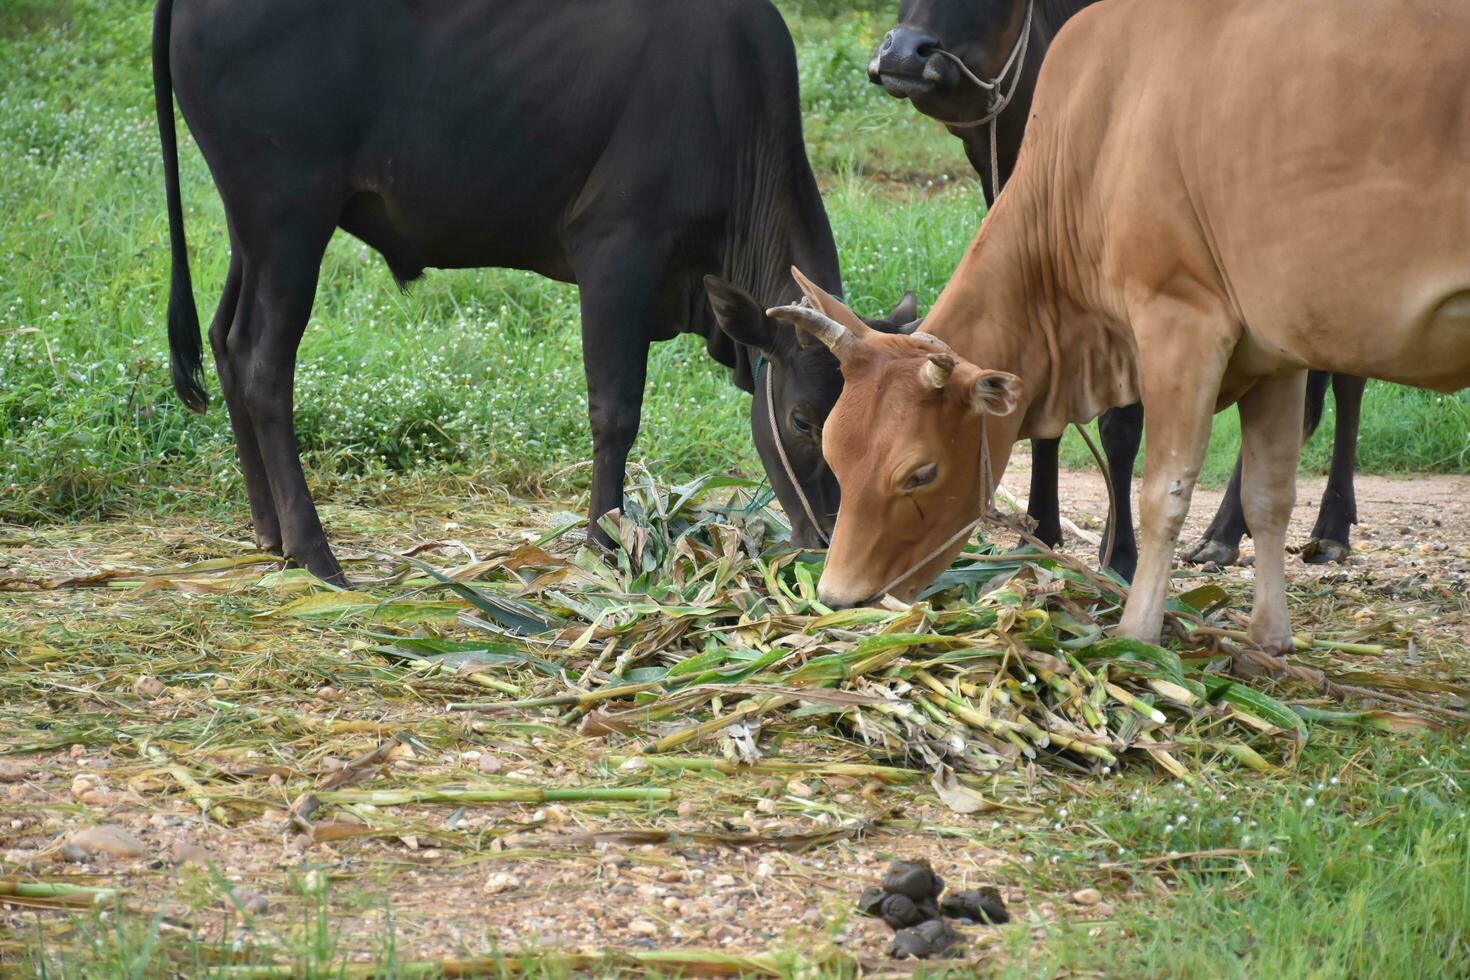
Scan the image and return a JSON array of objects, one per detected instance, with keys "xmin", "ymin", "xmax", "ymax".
[
  {"xmin": 1104, "ymin": 550, "xmax": 1137, "ymax": 583},
  {"xmin": 1182, "ymin": 538, "xmax": 1239, "ymax": 567},
  {"xmin": 288, "ymin": 546, "xmax": 349, "ymax": 589},
  {"xmin": 253, "ymin": 532, "xmax": 284, "ymax": 556},
  {"xmin": 1301, "ymin": 538, "xmax": 1351, "ymax": 564}
]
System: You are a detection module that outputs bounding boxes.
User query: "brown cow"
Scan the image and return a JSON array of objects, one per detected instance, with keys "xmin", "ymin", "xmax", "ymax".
[{"xmin": 772, "ymin": 0, "xmax": 1470, "ymax": 653}]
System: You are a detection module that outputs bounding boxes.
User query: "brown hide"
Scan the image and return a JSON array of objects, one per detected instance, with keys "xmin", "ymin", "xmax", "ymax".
[{"xmin": 814, "ymin": 0, "xmax": 1470, "ymax": 652}]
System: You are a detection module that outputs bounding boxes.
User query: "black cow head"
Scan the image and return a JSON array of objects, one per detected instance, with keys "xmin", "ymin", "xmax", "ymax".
[
  {"xmin": 869, "ymin": 0, "xmax": 1029, "ymax": 123},
  {"xmin": 706, "ymin": 276, "xmax": 920, "ymax": 549}
]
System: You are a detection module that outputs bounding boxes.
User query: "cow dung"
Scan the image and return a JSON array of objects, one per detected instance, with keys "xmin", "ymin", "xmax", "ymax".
[
  {"xmin": 880, "ymin": 859, "xmax": 944, "ymax": 903},
  {"xmin": 888, "ymin": 918, "xmax": 962, "ymax": 960},
  {"xmin": 940, "ymin": 886, "xmax": 1010, "ymax": 925}
]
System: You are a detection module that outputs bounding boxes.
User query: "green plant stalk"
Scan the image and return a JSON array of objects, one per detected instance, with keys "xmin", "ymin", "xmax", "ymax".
[
  {"xmin": 603, "ymin": 754, "xmax": 922, "ymax": 784},
  {"xmin": 399, "ymin": 656, "xmax": 519, "ymax": 696},
  {"xmin": 317, "ymin": 786, "xmax": 673, "ymax": 806},
  {"xmin": 642, "ymin": 695, "xmax": 796, "ymax": 754},
  {"xmin": 141, "ymin": 742, "xmax": 230, "ymax": 824},
  {"xmin": 0, "ymin": 881, "xmax": 117, "ymax": 901}
]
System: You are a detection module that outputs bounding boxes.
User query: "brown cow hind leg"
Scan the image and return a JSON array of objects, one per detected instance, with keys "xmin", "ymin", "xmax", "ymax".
[
  {"xmin": 228, "ymin": 221, "xmax": 344, "ymax": 586},
  {"xmin": 1117, "ymin": 312, "xmax": 1230, "ymax": 646},
  {"xmin": 208, "ymin": 251, "xmax": 284, "ymax": 555},
  {"xmin": 1236, "ymin": 371, "xmax": 1308, "ymax": 654},
  {"xmin": 1301, "ymin": 374, "xmax": 1364, "ymax": 564}
]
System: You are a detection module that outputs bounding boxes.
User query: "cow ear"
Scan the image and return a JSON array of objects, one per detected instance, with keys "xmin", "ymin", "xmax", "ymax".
[
  {"xmin": 790, "ymin": 267, "xmax": 872, "ymax": 336},
  {"xmin": 706, "ymin": 276, "xmax": 776, "ymax": 353},
  {"xmin": 968, "ymin": 369, "xmax": 1022, "ymax": 417},
  {"xmin": 888, "ymin": 291, "xmax": 919, "ymax": 325}
]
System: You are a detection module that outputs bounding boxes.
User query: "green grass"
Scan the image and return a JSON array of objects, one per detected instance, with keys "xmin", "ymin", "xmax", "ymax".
[{"xmin": 4, "ymin": 0, "xmax": 1467, "ymax": 528}]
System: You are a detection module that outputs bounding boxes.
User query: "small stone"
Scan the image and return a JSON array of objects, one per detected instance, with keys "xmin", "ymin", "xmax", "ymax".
[
  {"xmin": 710, "ymin": 873, "xmax": 737, "ymax": 888},
  {"xmin": 1071, "ymin": 887, "xmax": 1103, "ymax": 907},
  {"xmin": 628, "ymin": 918, "xmax": 659, "ymax": 937},
  {"xmin": 170, "ymin": 842, "xmax": 215, "ymax": 866},
  {"xmin": 315, "ymin": 686, "xmax": 338, "ymax": 699},
  {"xmin": 477, "ymin": 754, "xmax": 502, "ymax": 775},
  {"xmin": 132, "ymin": 675, "xmax": 166, "ymax": 699},
  {"xmin": 67, "ymin": 825, "xmax": 147, "ymax": 860},
  {"xmin": 71, "ymin": 774, "xmax": 103, "ymax": 799},
  {"xmin": 676, "ymin": 801, "xmax": 698, "ymax": 819},
  {"xmin": 237, "ymin": 890, "xmax": 269, "ymax": 916},
  {"xmin": 658, "ymin": 869, "xmax": 685, "ymax": 883},
  {"xmin": 786, "ymin": 779, "xmax": 814, "ymax": 798},
  {"xmin": 0, "ymin": 759, "xmax": 29, "ymax": 782},
  {"xmin": 485, "ymin": 872, "xmax": 521, "ymax": 895}
]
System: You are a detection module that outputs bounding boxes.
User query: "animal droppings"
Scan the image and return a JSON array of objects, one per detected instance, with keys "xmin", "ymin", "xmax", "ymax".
[
  {"xmin": 888, "ymin": 918, "xmax": 962, "ymax": 960},
  {"xmin": 941, "ymin": 886, "xmax": 1010, "ymax": 924}
]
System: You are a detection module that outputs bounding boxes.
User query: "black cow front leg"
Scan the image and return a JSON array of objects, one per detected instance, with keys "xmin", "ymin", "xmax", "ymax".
[
  {"xmin": 231, "ymin": 225, "xmax": 343, "ymax": 585},
  {"xmin": 1302, "ymin": 374, "xmax": 1365, "ymax": 563},
  {"xmin": 1098, "ymin": 403, "xmax": 1143, "ymax": 581},
  {"xmin": 1027, "ymin": 438, "xmax": 1064, "ymax": 549},
  {"xmin": 574, "ymin": 249, "xmax": 658, "ymax": 551}
]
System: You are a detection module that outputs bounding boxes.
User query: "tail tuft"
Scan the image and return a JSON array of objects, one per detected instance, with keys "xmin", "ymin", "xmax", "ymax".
[{"xmin": 154, "ymin": 0, "xmax": 207, "ymax": 413}]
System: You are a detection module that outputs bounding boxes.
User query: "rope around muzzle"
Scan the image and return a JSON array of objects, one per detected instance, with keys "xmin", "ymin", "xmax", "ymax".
[
  {"xmin": 763, "ymin": 361, "xmax": 829, "ymax": 547},
  {"xmin": 873, "ymin": 416, "xmax": 995, "ymax": 602},
  {"xmin": 916, "ymin": 0, "xmax": 1035, "ymax": 203},
  {"xmin": 871, "ymin": 419, "xmax": 1121, "ymax": 604}
]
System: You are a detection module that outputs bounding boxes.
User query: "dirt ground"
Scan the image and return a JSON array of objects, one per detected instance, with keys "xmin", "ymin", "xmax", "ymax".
[{"xmin": 3, "ymin": 458, "xmax": 1469, "ymax": 973}]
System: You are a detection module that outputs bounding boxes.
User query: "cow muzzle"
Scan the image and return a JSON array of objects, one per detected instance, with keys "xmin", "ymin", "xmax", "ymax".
[{"xmin": 869, "ymin": 27, "xmax": 957, "ymax": 98}]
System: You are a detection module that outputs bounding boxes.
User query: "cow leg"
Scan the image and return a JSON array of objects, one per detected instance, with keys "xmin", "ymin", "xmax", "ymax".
[
  {"xmin": 1118, "ymin": 327, "xmax": 1228, "ymax": 646},
  {"xmin": 1181, "ymin": 454, "xmax": 1249, "ymax": 567},
  {"xmin": 1097, "ymin": 403, "xmax": 1143, "ymax": 581},
  {"xmin": 572, "ymin": 245, "xmax": 661, "ymax": 550},
  {"xmin": 1026, "ymin": 438, "xmax": 1065, "ymax": 549},
  {"xmin": 1302, "ymin": 374, "xmax": 1365, "ymax": 564},
  {"xmin": 208, "ymin": 251, "xmax": 282, "ymax": 554},
  {"xmin": 227, "ymin": 224, "xmax": 342, "ymax": 585},
  {"xmin": 1236, "ymin": 371, "xmax": 1307, "ymax": 654}
]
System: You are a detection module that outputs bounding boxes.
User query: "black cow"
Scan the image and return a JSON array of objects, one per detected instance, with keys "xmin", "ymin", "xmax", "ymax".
[
  {"xmin": 153, "ymin": 0, "xmax": 909, "ymax": 585},
  {"xmin": 870, "ymin": 0, "xmax": 1366, "ymax": 574}
]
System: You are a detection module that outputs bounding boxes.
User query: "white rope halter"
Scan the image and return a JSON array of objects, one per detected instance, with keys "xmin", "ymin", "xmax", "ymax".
[
  {"xmin": 763, "ymin": 362, "xmax": 829, "ymax": 547},
  {"xmin": 872, "ymin": 415, "xmax": 996, "ymax": 602},
  {"xmin": 922, "ymin": 0, "xmax": 1036, "ymax": 204}
]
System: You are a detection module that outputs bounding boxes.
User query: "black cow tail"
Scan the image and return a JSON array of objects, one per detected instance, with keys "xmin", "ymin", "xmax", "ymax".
[
  {"xmin": 1303, "ymin": 369, "xmax": 1330, "ymax": 440},
  {"xmin": 153, "ymin": 0, "xmax": 206, "ymax": 413}
]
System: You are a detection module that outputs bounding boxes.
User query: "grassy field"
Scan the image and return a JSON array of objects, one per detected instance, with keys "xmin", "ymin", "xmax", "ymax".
[
  {"xmin": 4, "ymin": 2, "xmax": 1470, "ymax": 978},
  {"xmin": 4, "ymin": 0, "xmax": 1470, "ymax": 528}
]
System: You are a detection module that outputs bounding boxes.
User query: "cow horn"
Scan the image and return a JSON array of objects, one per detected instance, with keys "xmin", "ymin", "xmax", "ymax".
[
  {"xmin": 922, "ymin": 352, "xmax": 955, "ymax": 390},
  {"xmin": 907, "ymin": 330, "xmax": 954, "ymax": 353},
  {"xmin": 766, "ymin": 304, "xmax": 859, "ymax": 359}
]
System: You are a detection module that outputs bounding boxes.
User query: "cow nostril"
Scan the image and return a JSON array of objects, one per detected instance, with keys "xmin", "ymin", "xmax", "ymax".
[{"xmin": 915, "ymin": 41, "xmax": 939, "ymax": 59}]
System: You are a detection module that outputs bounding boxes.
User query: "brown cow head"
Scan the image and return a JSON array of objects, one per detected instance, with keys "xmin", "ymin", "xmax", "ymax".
[{"xmin": 769, "ymin": 268, "xmax": 1022, "ymax": 608}]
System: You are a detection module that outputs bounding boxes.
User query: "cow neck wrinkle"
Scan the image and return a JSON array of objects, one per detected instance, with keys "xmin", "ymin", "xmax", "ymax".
[{"xmin": 927, "ymin": 178, "xmax": 1133, "ymax": 440}]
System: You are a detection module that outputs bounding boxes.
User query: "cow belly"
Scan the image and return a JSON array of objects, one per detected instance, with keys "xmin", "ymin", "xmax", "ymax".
[{"xmin": 339, "ymin": 185, "xmax": 575, "ymax": 285}]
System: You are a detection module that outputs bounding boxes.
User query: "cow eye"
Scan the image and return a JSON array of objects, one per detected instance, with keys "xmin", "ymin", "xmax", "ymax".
[
  {"xmin": 903, "ymin": 463, "xmax": 938, "ymax": 492},
  {"xmin": 790, "ymin": 413, "xmax": 813, "ymax": 435}
]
